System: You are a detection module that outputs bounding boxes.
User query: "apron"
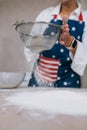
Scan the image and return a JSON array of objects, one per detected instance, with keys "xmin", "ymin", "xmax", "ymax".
[{"xmin": 28, "ymin": 12, "xmax": 85, "ymax": 88}]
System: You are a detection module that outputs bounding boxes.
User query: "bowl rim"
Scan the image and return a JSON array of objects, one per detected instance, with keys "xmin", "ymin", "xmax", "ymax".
[
  {"xmin": 15, "ymin": 21, "xmax": 62, "ymax": 38},
  {"xmin": 0, "ymin": 72, "xmax": 26, "ymax": 89}
]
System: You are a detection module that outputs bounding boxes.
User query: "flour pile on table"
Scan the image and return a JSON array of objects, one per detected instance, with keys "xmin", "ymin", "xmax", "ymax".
[{"xmin": 6, "ymin": 90, "xmax": 87, "ymax": 116}]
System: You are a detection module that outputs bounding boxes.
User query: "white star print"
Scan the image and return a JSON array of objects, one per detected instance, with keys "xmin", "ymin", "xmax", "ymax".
[
  {"xmin": 64, "ymin": 82, "xmax": 68, "ymax": 86},
  {"xmin": 59, "ymin": 63, "xmax": 62, "ymax": 66},
  {"xmin": 57, "ymin": 77, "xmax": 61, "ymax": 80},
  {"xmin": 52, "ymin": 55, "xmax": 56, "ymax": 58},
  {"xmin": 72, "ymin": 27, "xmax": 76, "ymax": 31},
  {"xmin": 79, "ymin": 21, "xmax": 83, "ymax": 24},
  {"xmin": 67, "ymin": 57, "xmax": 70, "ymax": 61},
  {"xmin": 65, "ymin": 70, "xmax": 68, "ymax": 73},
  {"xmin": 71, "ymin": 74, "xmax": 74, "ymax": 77},
  {"xmin": 60, "ymin": 49, "xmax": 64, "ymax": 53},
  {"xmin": 77, "ymin": 35, "xmax": 80, "ymax": 40},
  {"xmin": 51, "ymin": 32, "xmax": 55, "ymax": 35},
  {"xmin": 77, "ymin": 80, "xmax": 79, "ymax": 84},
  {"xmin": 54, "ymin": 19, "xmax": 57, "ymax": 22}
]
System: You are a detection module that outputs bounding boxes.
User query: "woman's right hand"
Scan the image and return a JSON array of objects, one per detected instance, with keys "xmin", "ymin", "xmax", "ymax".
[{"xmin": 59, "ymin": 16, "xmax": 74, "ymax": 47}]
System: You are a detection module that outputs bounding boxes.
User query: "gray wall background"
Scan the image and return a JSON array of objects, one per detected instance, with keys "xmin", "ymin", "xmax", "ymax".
[
  {"xmin": 0, "ymin": 0, "xmax": 87, "ymax": 87},
  {"xmin": 0, "ymin": 0, "xmax": 58, "ymax": 72}
]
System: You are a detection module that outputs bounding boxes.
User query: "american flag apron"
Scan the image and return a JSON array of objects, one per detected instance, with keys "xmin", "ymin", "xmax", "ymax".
[{"xmin": 28, "ymin": 12, "xmax": 84, "ymax": 87}]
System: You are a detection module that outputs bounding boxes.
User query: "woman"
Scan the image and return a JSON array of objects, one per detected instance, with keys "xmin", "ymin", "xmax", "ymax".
[{"xmin": 25, "ymin": 0, "xmax": 87, "ymax": 87}]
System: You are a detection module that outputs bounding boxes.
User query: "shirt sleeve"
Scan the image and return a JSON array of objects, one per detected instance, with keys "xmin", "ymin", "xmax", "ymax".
[
  {"xmin": 35, "ymin": 7, "xmax": 54, "ymax": 22},
  {"xmin": 71, "ymin": 42, "xmax": 87, "ymax": 75},
  {"xmin": 71, "ymin": 11, "xmax": 87, "ymax": 76}
]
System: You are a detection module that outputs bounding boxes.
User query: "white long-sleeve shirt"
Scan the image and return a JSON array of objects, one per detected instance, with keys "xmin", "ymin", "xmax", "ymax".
[{"xmin": 24, "ymin": 1, "xmax": 87, "ymax": 76}]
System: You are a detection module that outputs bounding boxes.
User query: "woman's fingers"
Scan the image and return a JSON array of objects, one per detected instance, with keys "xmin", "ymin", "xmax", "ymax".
[
  {"xmin": 59, "ymin": 34, "xmax": 65, "ymax": 45},
  {"xmin": 62, "ymin": 24, "xmax": 69, "ymax": 33},
  {"xmin": 59, "ymin": 15, "xmax": 73, "ymax": 47},
  {"xmin": 62, "ymin": 15, "xmax": 68, "ymax": 25}
]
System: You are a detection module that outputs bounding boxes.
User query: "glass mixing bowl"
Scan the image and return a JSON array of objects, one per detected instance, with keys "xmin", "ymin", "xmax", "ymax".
[
  {"xmin": 15, "ymin": 21, "xmax": 62, "ymax": 53},
  {"xmin": 0, "ymin": 72, "xmax": 25, "ymax": 89}
]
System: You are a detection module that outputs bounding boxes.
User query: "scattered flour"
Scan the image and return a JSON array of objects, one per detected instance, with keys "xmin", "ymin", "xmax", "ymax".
[{"xmin": 6, "ymin": 90, "xmax": 87, "ymax": 116}]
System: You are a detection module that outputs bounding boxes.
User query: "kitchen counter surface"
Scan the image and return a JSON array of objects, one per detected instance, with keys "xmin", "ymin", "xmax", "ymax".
[{"xmin": 0, "ymin": 87, "xmax": 87, "ymax": 130}]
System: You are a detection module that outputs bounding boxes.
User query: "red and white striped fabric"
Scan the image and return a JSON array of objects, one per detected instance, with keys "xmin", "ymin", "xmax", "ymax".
[{"xmin": 35, "ymin": 56, "xmax": 60, "ymax": 83}]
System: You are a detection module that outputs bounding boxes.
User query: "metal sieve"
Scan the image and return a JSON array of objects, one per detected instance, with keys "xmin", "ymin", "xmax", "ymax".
[{"xmin": 15, "ymin": 21, "xmax": 62, "ymax": 53}]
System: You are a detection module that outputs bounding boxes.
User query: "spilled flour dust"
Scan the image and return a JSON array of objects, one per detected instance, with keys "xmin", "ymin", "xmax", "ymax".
[{"xmin": 6, "ymin": 90, "xmax": 87, "ymax": 116}]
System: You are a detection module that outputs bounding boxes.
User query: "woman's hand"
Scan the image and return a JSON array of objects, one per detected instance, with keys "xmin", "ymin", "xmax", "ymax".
[
  {"xmin": 59, "ymin": 15, "xmax": 77, "ymax": 54},
  {"xmin": 59, "ymin": 22, "xmax": 74, "ymax": 47}
]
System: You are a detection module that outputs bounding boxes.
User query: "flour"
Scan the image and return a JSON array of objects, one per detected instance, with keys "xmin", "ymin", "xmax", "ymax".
[{"xmin": 6, "ymin": 90, "xmax": 87, "ymax": 116}]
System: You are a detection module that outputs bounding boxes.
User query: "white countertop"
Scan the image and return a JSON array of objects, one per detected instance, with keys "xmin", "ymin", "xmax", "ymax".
[{"xmin": 0, "ymin": 87, "xmax": 87, "ymax": 130}]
